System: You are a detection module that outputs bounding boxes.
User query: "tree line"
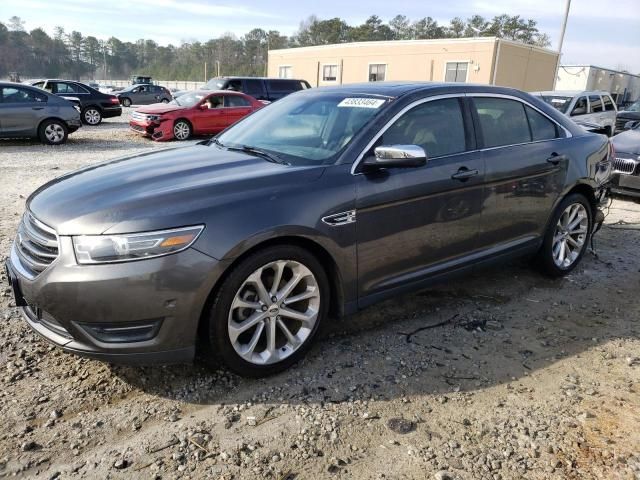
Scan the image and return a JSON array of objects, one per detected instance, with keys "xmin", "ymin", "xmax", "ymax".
[{"xmin": 0, "ymin": 13, "xmax": 551, "ymax": 82}]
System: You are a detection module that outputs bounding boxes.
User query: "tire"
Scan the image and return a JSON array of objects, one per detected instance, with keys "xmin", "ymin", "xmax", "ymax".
[
  {"xmin": 121, "ymin": 97, "xmax": 131, "ymax": 107},
  {"xmin": 202, "ymin": 245, "xmax": 329, "ymax": 377},
  {"xmin": 38, "ymin": 119, "xmax": 68, "ymax": 145},
  {"xmin": 537, "ymin": 193, "xmax": 593, "ymax": 277},
  {"xmin": 161, "ymin": 98, "xmax": 169, "ymax": 104},
  {"xmin": 82, "ymin": 107, "xmax": 102, "ymax": 125},
  {"xmin": 173, "ymin": 120, "xmax": 192, "ymax": 141}
]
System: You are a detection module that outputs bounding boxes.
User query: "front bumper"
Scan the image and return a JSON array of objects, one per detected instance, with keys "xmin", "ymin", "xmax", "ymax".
[
  {"xmin": 6, "ymin": 237, "xmax": 227, "ymax": 365},
  {"xmin": 129, "ymin": 119, "xmax": 172, "ymax": 141}
]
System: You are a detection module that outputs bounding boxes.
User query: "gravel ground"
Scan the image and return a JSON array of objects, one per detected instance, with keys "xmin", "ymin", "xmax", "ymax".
[{"xmin": 0, "ymin": 115, "xmax": 639, "ymax": 480}]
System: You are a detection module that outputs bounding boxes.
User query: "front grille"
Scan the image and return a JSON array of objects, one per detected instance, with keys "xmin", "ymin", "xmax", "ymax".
[
  {"xmin": 130, "ymin": 123, "xmax": 146, "ymax": 133},
  {"xmin": 131, "ymin": 111, "xmax": 146, "ymax": 122},
  {"xmin": 15, "ymin": 213, "xmax": 59, "ymax": 277},
  {"xmin": 612, "ymin": 157, "xmax": 638, "ymax": 175}
]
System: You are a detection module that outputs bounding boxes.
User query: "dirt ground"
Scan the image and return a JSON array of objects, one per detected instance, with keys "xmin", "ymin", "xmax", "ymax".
[{"xmin": 0, "ymin": 115, "xmax": 639, "ymax": 480}]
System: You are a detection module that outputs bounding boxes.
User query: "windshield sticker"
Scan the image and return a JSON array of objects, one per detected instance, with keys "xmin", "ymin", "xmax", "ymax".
[{"xmin": 338, "ymin": 98, "xmax": 386, "ymax": 109}]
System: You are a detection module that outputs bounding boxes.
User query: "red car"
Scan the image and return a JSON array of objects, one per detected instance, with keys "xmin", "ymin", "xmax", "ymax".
[{"xmin": 129, "ymin": 90, "xmax": 263, "ymax": 141}]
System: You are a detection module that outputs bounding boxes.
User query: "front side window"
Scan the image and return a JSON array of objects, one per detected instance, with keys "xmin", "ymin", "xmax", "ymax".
[
  {"xmin": 369, "ymin": 64, "xmax": 386, "ymax": 82},
  {"xmin": 603, "ymin": 95, "xmax": 615, "ymax": 111},
  {"xmin": 379, "ymin": 98, "xmax": 467, "ymax": 158},
  {"xmin": 323, "ymin": 65, "xmax": 338, "ymax": 82},
  {"xmin": 445, "ymin": 62, "xmax": 468, "ymax": 82},
  {"xmin": 1, "ymin": 87, "xmax": 47, "ymax": 103},
  {"xmin": 216, "ymin": 93, "xmax": 389, "ymax": 165},
  {"xmin": 474, "ymin": 97, "xmax": 531, "ymax": 148},
  {"xmin": 589, "ymin": 95, "xmax": 603, "ymax": 113},
  {"xmin": 525, "ymin": 106, "xmax": 559, "ymax": 141},
  {"xmin": 278, "ymin": 66, "xmax": 292, "ymax": 79},
  {"xmin": 571, "ymin": 97, "xmax": 588, "ymax": 116}
]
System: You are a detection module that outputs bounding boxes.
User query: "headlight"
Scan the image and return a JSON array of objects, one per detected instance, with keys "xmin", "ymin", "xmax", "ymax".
[
  {"xmin": 72, "ymin": 226, "xmax": 204, "ymax": 264},
  {"xmin": 146, "ymin": 115, "xmax": 161, "ymax": 121}
]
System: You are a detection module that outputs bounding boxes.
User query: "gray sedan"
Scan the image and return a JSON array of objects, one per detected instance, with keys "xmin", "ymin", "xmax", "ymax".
[
  {"xmin": 0, "ymin": 82, "xmax": 81, "ymax": 145},
  {"xmin": 116, "ymin": 84, "xmax": 172, "ymax": 107}
]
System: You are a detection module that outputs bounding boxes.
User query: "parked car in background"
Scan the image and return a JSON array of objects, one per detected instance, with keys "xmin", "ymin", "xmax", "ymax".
[
  {"xmin": 533, "ymin": 90, "xmax": 617, "ymax": 136},
  {"xmin": 30, "ymin": 79, "xmax": 121, "ymax": 125},
  {"xmin": 610, "ymin": 123, "xmax": 640, "ymax": 197},
  {"xmin": 6, "ymin": 83, "xmax": 612, "ymax": 376},
  {"xmin": 131, "ymin": 75, "xmax": 152, "ymax": 85},
  {"xmin": 615, "ymin": 100, "xmax": 640, "ymax": 133},
  {"xmin": 129, "ymin": 90, "xmax": 262, "ymax": 141},
  {"xmin": 201, "ymin": 77, "xmax": 311, "ymax": 103},
  {"xmin": 86, "ymin": 82, "xmax": 100, "ymax": 89},
  {"xmin": 0, "ymin": 82, "xmax": 81, "ymax": 145},
  {"xmin": 116, "ymin": 84, "xmax": 172, "ymax": 107},
  {"xmin": 98, "ymin": 85, "xmax": 118, "ymax": 94}
]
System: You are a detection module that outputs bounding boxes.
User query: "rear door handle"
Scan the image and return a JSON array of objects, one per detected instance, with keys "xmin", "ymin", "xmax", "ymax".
[
  {"xmin": 32, "ymin": 107, "xmax": 44, "ymax": 110},
  {"xmin": 451, "ymin": 168, "xmax": 479, "ymax": 181},
  {"xmin": 546, "ymin": 152, "xmax": 566, "ymax": 165}
]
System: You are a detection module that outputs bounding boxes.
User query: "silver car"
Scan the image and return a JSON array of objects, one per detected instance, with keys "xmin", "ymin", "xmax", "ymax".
[
  {"xmin": 0, "ymin": 82, "xmax": 81, "ymax": 145},
  {"xmin": 533, "ymin": 90, "xmax": 617, "ymax": 136},
  {"xmin": 116, "ymin": 84, "xmax": 172, "ymax": 107}
]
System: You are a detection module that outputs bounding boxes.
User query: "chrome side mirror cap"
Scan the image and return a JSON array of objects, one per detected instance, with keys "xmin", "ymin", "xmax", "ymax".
[{"xmin": 363, "ymin": 145, "xmax": 427, "ymax": 169}]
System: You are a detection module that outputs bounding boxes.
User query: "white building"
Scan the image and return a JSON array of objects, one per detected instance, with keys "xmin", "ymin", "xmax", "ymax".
[{"xmin": 557, "ymin": 65, "xmax": 640, "ymax": 106}]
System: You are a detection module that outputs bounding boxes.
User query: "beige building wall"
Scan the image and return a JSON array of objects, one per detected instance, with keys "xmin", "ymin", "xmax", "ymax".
[{"xmin": 268, "ymin": 37, "xmax": 558, "ymax": 92}]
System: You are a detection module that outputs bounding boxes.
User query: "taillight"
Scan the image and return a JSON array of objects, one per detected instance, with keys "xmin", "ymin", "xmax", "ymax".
[{"xmin": 110, "ymin": 97, "xmax": 120, "ymax": 104}]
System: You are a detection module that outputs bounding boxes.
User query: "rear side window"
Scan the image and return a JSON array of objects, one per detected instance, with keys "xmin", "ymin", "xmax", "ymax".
[
  {"xmin": 525, "ymin": 106, "xmax": 559, "ymax": 141},
  {"xmin": 603, "ymin": 95, "xmax": 615, "ymax": 111},
  {"xmin": 243, "ymin": 79, "xmax": 265, "ymax": 97},
  {"xmin": 589, "ymin": 95, "xmax": 603, "ymax": 113},
  {"xmin": 224, "ymin": 95, "xmax": 251, "ymax": 107},
  {"xmin": 380, "ymin": 98, "xmax": 467, "ymax": 158},
  {"xmin": 266, "ymin": 79, "xmax": 304, "ymax": 93},
  {"xmin": 474, "ymin": 98, "xmax": 530, "ymax": 148},
  {"xmin": 1, "ymin": 87, "xmax": 47, "ymax": 103}
]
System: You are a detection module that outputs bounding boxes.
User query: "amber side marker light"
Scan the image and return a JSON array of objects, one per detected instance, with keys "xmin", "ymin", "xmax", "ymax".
[{"xmin": 160, "ymin": 234, "xmax": 197, "ymax": 248}]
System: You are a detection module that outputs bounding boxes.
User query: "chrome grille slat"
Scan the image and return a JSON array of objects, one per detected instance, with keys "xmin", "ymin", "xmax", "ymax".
[
  {"xmin": 14, "ymin": 213, "xmax": 59, "ymax": 277},
  {"xmin": 612, "ymin": 157, "xmax": 638, "ymax": 175}
]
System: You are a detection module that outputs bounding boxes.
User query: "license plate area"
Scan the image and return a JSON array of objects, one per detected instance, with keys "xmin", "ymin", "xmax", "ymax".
[{"xmin": 619, "ymin": 174, "xmax": 640, "ymax": 190}]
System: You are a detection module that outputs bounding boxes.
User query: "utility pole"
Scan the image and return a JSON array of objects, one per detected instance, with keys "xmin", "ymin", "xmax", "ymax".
[
  {"xmin": 103, "ymin": 43, "xmax": 107, "ymax": 80},
  {"xmin": 204, "ymin": 62, "xmax": 207, "ymax": 81},
  {"xmin": 553, "ymin": 0, "xmax": 571, "ymax": 90}
]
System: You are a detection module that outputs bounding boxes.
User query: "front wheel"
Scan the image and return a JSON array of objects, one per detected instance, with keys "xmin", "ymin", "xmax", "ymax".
[
  {"xmin": 173, "ymin": 120, "xmax": 192, "ymax": 140},
  {"xmin": 121, "ymin": 97, "xmax": 131, "ymax": 107},
  {"xmin": 537, "ymin": 193, "xmax": 592, "ymax": 277},
  {"xmin": 38, "ymin": 119, "xmax": 68, "ymax": 145},
  {"xmin": 203, "ymin": 245, "xmax": 329, "ymax": 377}
]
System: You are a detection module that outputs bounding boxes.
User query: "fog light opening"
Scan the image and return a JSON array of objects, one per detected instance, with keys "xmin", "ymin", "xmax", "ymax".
[{"xmin": 79, "ymin": 319, "xmax": 163, "ymax": 343}]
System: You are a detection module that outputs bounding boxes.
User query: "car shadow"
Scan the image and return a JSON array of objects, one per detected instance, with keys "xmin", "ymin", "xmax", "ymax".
[{"xmin": 111, "ymin": 222, "xmax": 640, "ymax": 407}]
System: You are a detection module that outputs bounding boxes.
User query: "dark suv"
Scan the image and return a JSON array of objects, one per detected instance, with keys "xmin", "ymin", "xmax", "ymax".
[
  {"xmin": 6, "ymin": 83, "xmax": 612, "ymax": 377},
  {"xmin": 30, "ymin": 79, "xmax": 122, "ymax": 125},
  {"xmin": 203, "ymin": 77, "xmax": 311, "ymax": 102}
]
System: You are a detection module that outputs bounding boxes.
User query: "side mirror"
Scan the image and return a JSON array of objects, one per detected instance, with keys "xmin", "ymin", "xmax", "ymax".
[
  {"xmin": 571, "ymin": 107, "xmax": 586, "ymax": 116},
  {"xmin": 363, "ymin": 145, "xmax": 427, "ymax": 169}
]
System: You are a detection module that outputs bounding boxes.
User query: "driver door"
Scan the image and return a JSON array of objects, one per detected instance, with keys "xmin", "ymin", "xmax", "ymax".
[
  {"xmin": 355, "ymin": 96, "xmax": 485, "ymax": 299},
  {"xmin": 192, "ymin": 95, "xmax": 226, "ymax": 134}
]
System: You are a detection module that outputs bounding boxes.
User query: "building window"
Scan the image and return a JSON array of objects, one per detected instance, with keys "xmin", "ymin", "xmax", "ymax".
[
  {"xmin": 369, "ymin": 64, "xmax": 386, "ymax": 82},
  {"xmin": 445, "ymin": 62, "xmax": 468, "ymax": 82},
  {"xmin": 278, "ymin": 66, "xmax": 292, "ymax": 79},
  {"xmin": 323, "ymin": 64, "xmax": 338, "ymax": 82}
]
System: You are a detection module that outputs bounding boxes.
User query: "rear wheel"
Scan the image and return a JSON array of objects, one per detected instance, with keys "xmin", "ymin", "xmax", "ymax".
[
  {"xmin": 82, "ymin": 107, "xmax": 102, "ymax": 125},
  {"xmin": 38, "ymin": 119, "xmax": 68, "ymax": 145},
  {"xmin": 203, "ymin": 245, "xmax": 329, "ymax": 377},
  {"xmin": 173, "ymin": 120, "xmax": 192, "ymax": 140},
  {"xmin": 537, "ymin": 193, "xmax": 592, "ymax": 277}
]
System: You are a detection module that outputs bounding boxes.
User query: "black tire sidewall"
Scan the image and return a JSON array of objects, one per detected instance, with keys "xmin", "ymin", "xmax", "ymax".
[
  {"xmin": 38, "ymin": 120, "xmax": 68, "ymax": 145},
  {"xmin": 539, "ymin": 193, "xmax": 593, "ymax": 277},
  {"xmin": 206, "ymin": 245, "xmax": 329, "ymax": 377},
  {"xmin": 82, "ymin": 107, "xmax": 102, "ymax": 125}
]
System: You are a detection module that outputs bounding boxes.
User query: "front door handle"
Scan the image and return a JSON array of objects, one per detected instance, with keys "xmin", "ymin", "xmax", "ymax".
[
  {"xmin": 451, "ymin": 168, "xmax": 479, "ymax": 181},
  {"xmin": 546, "ymin": 152, "xmax": 566, "ymax": 165},
  {"xmin": 32, "ymin": 107, "xmax": 44, "ymax": 110}
]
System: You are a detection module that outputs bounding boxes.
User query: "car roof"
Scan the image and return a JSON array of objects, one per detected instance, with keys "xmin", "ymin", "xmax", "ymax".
[
  {"xmin": 214, "ymin": 76, "xmax": 309, "ymax": 82},
  {"xmin": 533, "ymin": 90, "xmax": 612, "ymax": 96}
]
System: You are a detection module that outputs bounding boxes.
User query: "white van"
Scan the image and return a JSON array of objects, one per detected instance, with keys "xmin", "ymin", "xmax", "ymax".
[{"xmin": 532, "ymin": 90, "xmax": 617, "ymax": 136}]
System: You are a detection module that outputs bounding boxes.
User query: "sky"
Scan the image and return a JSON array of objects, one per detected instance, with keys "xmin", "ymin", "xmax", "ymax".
[{"xmin": 1, "ymin": 0, "xmax": 639, "ymax": 72}]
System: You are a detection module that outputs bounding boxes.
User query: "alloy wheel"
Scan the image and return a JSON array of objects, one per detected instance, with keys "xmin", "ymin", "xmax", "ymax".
[
  {"xmin": 84, "ymin": 109, "xmax": 101, "ymax": 125},
  {"xmin": 174, "ymin": 122, "xmax": 190, "ymax": 140},
  {"xmin": 44, "ymin": 123, "xmax": 65, "ymax": 143},
  {"xmin": 552, "ymin": 203, "xmax": 589, "ymax": 268},
  {"xmin": 227, "ymin": 260, "xmax": 320, "ymax": 365}
]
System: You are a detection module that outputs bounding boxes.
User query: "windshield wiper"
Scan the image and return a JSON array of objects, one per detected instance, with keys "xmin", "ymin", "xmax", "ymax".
[{"xmin": 226, "ymin": 144, "xmax": 287, "ymax": 164}]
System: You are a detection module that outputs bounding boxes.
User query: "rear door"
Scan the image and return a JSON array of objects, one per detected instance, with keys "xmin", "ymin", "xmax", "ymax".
[
  {"xmin": 222, "ymin": 94, "xmax": 253, "ymax": 126},
  {"xmin": 242, "ymin": 79, "xmax": 267, "ymax": 102},
  {"xmin": 0, "ymin": 86, "xmax": 47, "ymax": 136},
  {"xmin": 54, "ymin": 82, "xmax": 89, "ymax": 105},
  {"xmin": 471, "ymin": 95, "xmax": 569, "ymax": 250},
  {"xmin": 264, "ymin": 79, "xmax": 304, "ymax": 101},
  {"xmin": 355, "ymin": 96, "xmax": 485, "ymax": 298},
  {"xmin": 588, "ymin": 94, "xmax": 606, "ymax": 129}
]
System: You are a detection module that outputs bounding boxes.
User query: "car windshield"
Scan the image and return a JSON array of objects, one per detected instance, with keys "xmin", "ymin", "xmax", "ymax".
[
  {"xmin": 205, "ymin": 79, "xmax": 225, "ymax": 90},
  {"xmin": 171, "ymin": 92, "xmax": 206, "ymax": 107},
  {"xmin": 627, "ymin": 101, "xmax": 640, "ymax": 112},
  {"xmin": 215, "ymin": 92, "xmax": 390, "ymax": 165},
  {"xmin": 540, "ymin": 95, "xmax": 573, "ymax": 113}
]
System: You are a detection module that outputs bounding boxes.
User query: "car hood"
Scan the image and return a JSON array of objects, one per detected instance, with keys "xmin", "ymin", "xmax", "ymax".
[
  {"xmin": 134, "ymin": 104, "xmax": 185, "ymax": 115},
  {"xmin": 612, "ymin": 129, "xmax": 640, "ymax": 156},
  {"xmin": 27, "ymin": 145, "xmax": 325, "ymax": 235},
  {"xmin": 617, "ymin": 111, "xmax": 640, "ymax": 119}
]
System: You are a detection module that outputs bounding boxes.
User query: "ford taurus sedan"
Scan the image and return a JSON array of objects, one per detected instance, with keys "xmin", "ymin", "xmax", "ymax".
[
  {"xmin": 6, "ymin": 83, "xmax": 612, "ymax": 377},
  {"xmin": 129, "ymin": 90, "xmax": 263, "ymax": 141}
]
